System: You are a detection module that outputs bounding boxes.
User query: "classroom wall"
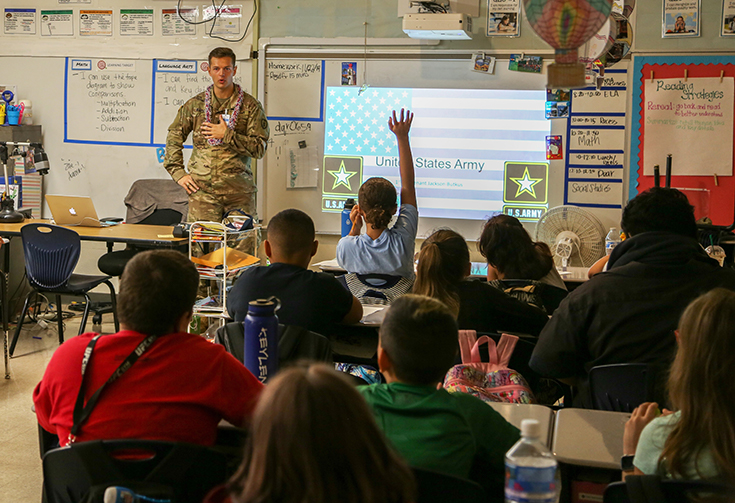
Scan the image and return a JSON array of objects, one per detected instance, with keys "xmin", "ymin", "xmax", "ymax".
[{"xmin": 1, "ymin": 0, "xmax": 734, "ymax": 273}]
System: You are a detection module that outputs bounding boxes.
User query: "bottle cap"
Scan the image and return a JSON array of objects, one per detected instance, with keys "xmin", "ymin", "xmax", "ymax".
[
  {"xmin": 344, "ymin": 198, "xmax": 356, "ymax": 209},
  {"xmin": 520, "ymin": 419, "xmax": 541, "ymax": 438}
]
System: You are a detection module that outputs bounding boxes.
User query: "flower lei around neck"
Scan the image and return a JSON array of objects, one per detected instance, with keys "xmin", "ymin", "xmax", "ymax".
[{"xmin": 204, "ymin": 84, "xmax": 245, "ymax": 146}]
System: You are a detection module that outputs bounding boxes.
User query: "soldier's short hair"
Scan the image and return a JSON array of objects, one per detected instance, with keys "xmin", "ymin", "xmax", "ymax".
[
  {"xmin": 118, "ymin": 250, "xmax": 199, "ymax": 336},
  {"xmin": 208, "ymin": 47, "xmax": 236, "ymax": 67},
  {"xmin": 267, "ymin": 209, "xmax": 315, "ymax": 257}
]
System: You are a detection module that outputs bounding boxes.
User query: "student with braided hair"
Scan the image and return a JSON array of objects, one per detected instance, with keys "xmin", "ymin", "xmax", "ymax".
[{"xmin": 337, "ymin": 109, "xmax": 418, "ymax": 280}]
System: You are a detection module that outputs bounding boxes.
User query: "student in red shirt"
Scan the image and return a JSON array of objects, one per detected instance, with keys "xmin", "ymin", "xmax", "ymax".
[{"xmin": 34, "ymin": 249, "xmax": 264, "ymax": 447}]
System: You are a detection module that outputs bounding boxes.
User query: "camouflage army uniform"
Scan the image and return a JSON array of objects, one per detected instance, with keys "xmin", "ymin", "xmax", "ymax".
[{"xmin": 164, "ymin": 84, "xmax": 269, "ymax": 223}]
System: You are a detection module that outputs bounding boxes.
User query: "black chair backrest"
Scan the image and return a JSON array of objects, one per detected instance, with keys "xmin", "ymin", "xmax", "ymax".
[
  {"xmin": 589, "ymin": 363, "xmax": 657, "ymax": 412},
  {"xmin": 42, "ymin": 439, "xmax": 227, "ymax": 503},
  {"xmin": 138, "ymin": 208, "xmax": 184, "ymax": 226},
  {"xmin": 21, "ymin": 224, "xmax": 80, "ymax": 290},
  {"xmin": 412, "ymin": 467, "xmax": 487, "ymax": 503},
  {"xmin": 215, "ymin": 322, "xmax": 333, "ymax": 365},
  {"xmin": 490, "ymin": 278, "xmax": 568, "ymax": 314},
  {"xmin": 604, "ymin": 475, "xmax": 735, "ymax": 503}
]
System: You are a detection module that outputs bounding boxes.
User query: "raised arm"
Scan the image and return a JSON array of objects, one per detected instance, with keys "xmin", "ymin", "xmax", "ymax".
[{"xmin": 388, "ymin": 109, "xmax": 416, "ymax": 208}]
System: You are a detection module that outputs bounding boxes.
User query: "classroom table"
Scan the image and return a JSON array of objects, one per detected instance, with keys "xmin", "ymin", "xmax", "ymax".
[
  {"xmin": 552, "ymin": 408, "xmax": 630, "ymax": 470},
  {"xmin": 488, "ymin": 402, "xmax": 555, "ymax": 447},
  {"xmin": 1, "ymin": 219, "xmax": 187, "ymax": 379}
]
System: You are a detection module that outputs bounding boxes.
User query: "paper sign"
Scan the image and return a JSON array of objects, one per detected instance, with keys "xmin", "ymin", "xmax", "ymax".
[
  {"xmin": 40, "ymin": 10, "xmax": 73, "ymax": 36},
  {"xmin": 571, "ymin": 89, "xmax": 626, "ymax": 113},
  {"xmin": 723, "ymin": 0, "xmax": 735, "ymax": 36},
  {"xmin": 643, "ymin": 77, "xmax": 734, "ymax": 175},
  {"xmin": 566, "ymin": 180, "xmax": 623, "ymax": 205},
  {"xmin": 568, "ymin": 167, "xmax": 623, "ymax": 178},
  {"xmin": 120, "ymin": 9, "xmax": 153, "ymax": 36},
  {"xmin": 487, "ymin": 0, "xmax": 520, "ymax": 37},
  {"xmin": 161, "ymin": 8, "xmax": 197, "ymax": 36},
  {"xmin": 663, "ymin": 0, "xmax": 700, "ymax": 37},
  {"xmin": 569, "ymin": 128, "xmax": 625, "ymax": 151},
  {"xmin": 568, "ymin": 152, "xmax": 624, "ymax": 166},
  {"xmin": 204, "ymin": 5, "xmax": 241, "ymax": 35},
  {"xmin": 80, "ymin": 10, "xmax": 112, "ymax": 36},
  {"xmin": 570, "ymin": 115, "xmax": 624, "ymax": 126},
  {"xmin": 4, "ymin": 8, "xmax": 36, "ymax": 35}
]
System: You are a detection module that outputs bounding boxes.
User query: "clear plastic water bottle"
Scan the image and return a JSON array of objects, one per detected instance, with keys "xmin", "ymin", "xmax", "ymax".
[
  {"xmin": 605, "ymin": 227, "xmax": 621, "ymax": 256},
  {"xmin": 505, "ymin": 419, "xmax": 560, "ymax": 503}
]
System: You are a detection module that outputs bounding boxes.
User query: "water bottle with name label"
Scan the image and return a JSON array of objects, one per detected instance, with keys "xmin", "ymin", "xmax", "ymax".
[
  {"xmin": 505, "ymin": 419, "xmax": 560, "ymax": 503},
  {"xmin": 605, "ymin": 227, "xmax": 621, "ymax": 256},
  {"xmin": 341, "ymin": 198, "xmax": 356, "ymax": 237},
  {"xmin": 243, "ymin": 298, "xmax": 280, "ymax": 384}
]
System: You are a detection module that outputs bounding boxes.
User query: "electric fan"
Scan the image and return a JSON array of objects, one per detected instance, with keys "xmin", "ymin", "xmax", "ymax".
[{"xmin": 535, "ymin": 205, "xmax": 607, "ymax": 269}]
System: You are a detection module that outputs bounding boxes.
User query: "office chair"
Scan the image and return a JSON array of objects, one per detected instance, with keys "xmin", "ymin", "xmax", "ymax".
[
  {"xmin": 604, "ymin": 475, "xmax": 735, "ymax": 503},
  {"xmin": 589, "ymin": 363, "xmax": 657, "ymax": 412},
  {"xmin": 43, "ymin": 440, "xmax": 227, "ymax": 503},
  {"xmin": 97, "ymin": 179, "xmax": 188, "ymax": 278},
  {"xmin": 9, "ymin": 224, "xmax": 118, "ymax": 357}
]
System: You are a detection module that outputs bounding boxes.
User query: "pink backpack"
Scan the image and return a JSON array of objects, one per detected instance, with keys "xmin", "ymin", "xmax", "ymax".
[{"xmin": 443, "ymin": 330, "xmax": 535, "ymax": 404}]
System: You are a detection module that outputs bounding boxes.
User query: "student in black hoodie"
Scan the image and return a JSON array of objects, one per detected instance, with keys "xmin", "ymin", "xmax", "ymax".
[{"xmin": 530, "ymin": 188, "xmax": 735, "ymax": 408}]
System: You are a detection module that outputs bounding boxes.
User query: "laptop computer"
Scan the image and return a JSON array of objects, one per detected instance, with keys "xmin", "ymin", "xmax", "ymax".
[{"xmin": 45, "ymin": 195, "xmax": 110, "ymax": 227}]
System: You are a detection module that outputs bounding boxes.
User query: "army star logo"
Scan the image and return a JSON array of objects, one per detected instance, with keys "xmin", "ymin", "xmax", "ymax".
[
  {"xmin": 510, "ymin": 167, "xmax": 542, "ymax": 198},
  {"xmin": 328, "ymin": 162, "xmax": 357, "ymax": 190}
]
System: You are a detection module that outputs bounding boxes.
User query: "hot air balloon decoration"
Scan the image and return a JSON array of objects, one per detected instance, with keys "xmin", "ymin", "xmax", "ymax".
[{"xmin": 522, "ymin": 0, "xmax": 613, "ymax": 88}]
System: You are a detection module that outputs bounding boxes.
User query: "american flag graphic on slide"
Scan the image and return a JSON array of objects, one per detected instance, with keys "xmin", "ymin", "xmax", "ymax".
[{"xmin": 323, "ymin": 86, "xmax": 550, "ymax": 220}]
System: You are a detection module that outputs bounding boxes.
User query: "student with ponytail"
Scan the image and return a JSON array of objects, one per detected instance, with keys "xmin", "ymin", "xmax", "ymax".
[
  {"xmin": 413, "ymin": 229, "xmax": 548, "ymax": 336},
  {"xmin": 337, "ymin": 109, "xmax": 418, "ymax": 279}
]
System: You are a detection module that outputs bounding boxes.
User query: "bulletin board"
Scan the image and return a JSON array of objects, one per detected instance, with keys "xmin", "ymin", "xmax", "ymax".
[{"xmin": 630, "ymin": 56, "xmax": 735, "ymax": 226}]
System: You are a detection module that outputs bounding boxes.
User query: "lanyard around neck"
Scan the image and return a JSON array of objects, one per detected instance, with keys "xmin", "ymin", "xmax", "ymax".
[{"xmin": 69, "ymin": 333, "xmax": 159, "ymax": 444}]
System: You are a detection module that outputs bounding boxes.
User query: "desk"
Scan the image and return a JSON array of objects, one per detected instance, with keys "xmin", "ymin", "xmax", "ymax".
[
  {"xmin": 1, "ymin": 219, "xmax": 187, "ymax": 378},
  {"xmin": 552, "ymin": 408, "xmax": 630, "ymax": 470},
  {"xmin": 488, "ymin": 403, "xmax": 554, "ymax": 447}
]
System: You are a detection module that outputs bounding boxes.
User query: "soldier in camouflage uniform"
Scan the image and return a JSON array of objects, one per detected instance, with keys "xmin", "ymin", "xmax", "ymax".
[{"xmin": 164, "ymin": 47, "xmax": 269, "ymax": 224}]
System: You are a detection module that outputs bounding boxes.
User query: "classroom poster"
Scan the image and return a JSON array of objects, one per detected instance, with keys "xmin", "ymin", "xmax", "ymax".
[
  {"xmin": 40, "ymin": 10, "xmax": 73, "ymax": 36},
  {"xmin": 643, "ymin": 77, "xmax": 734, "ymax": 176},
  {"xmin": 204, "ymin": 5, "xmax": 241, "ymax": 35},
  {"xmin": 161, "ymin": 8, "xmax": 197, "ymax": 36},
  {"xmin": 4, "ymin": 8, "xmax": 37, "ymax": 35},
  {"xmin": 662, "ymin": 0, "xmax": 700, "ymax": 37},
  {"xmin": 79, "ymin": 10, "xmax": 112, "ymax": 36},
  {"xmin": 722, "ymin": 0, "xmax": 735, "ymax": 36},
  {"xmin": 486, "ymin": 0, "xmax": 520, "ymax": 37},
  {"xmin": 120, "ymin": 9, "xmax": 153, "ymax": 36}
]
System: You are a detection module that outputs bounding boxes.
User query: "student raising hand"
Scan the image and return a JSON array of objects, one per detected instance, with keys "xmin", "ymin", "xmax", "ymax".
[{"xmin": 388, "ymin": 108, "xmax": 414, "ymax": 136}]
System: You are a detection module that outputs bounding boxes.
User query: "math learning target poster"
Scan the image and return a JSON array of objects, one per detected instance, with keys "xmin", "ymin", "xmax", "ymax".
[{"xmin": 643, "ymin": 77, "xmax": 733, "ymax": 176}]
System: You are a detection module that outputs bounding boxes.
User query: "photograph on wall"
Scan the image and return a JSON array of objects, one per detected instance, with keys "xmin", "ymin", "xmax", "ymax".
[
  {"xmin": 486, "ymin": 0, "xmax": 521, "ymax": 37},
  {"xmin": 471, "ymin": 53, "xmax": 496, "ymax": 74},
  {"xmin": 545, "ymin": 101, "xmax": 569, "ymax": 119},
  {"xmin": 341, "ymin": 62, "xmax": 357, "ymax": 85},
  {"xmin": 723, "ymin": 0, "xmax": 735, "ymax": 36},
  {"xmin": 546, "ymin": 89, "xmax": 570, "ymax": 102},
  {"xmin": 509, "ymin": 54, "xmax": 543, "ymax": 73},
  {"xmin": 546, "ymin": 136, "xmax": 563, "ymax": 160},
  {"xmin": 662, "ymin": 0, "xmax": 700, "ymax": 37}
]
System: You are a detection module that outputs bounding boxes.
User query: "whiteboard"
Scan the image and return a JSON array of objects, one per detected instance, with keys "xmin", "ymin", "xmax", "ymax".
[{"xmin": 66, "ymin": 57, "xmax": 251, "ymax": 148}]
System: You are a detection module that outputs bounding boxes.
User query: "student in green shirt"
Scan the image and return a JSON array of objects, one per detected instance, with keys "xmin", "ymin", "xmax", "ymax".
[{"xmin": 359, "ymin": 294, "xmax": 520, "ymax": 499}]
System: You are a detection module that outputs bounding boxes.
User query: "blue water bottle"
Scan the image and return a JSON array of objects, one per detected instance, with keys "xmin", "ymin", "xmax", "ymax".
[
  {"xmin": 243, "ymin": 298, "xmax": 280, "ymax": 383},
  {"xmin": 341, "ymin": 198, "xmax": 356, "ymax": 237}
]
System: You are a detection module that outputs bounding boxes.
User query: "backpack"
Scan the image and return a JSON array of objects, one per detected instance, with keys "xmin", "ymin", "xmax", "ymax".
[{"xmin": 443, "ymin": 330, "xmax": 535, "ymax": 404}]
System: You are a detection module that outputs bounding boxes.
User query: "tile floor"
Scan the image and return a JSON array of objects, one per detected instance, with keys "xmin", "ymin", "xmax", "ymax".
[{"xmin": 0, "ymin": 309, "xmax": 118, "ymax": 503}]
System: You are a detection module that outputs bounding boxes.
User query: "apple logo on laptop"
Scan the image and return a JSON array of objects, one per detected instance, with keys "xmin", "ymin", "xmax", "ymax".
[{"xmin": 69, "ymin": 207, "xmax": 77, "ymax": 216}]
